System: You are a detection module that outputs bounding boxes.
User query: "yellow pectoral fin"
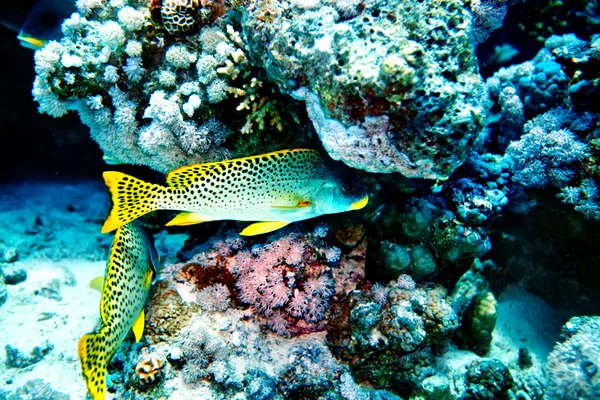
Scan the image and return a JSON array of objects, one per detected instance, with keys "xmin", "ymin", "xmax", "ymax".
[
  {"xmin": 132, "ymin": 309, "xmax": 145, "ymax": 343},
  {"xmin": 165, "ymin": 212, "xmax": 215, "ymax": 226},
  {"xmin": 240, "ymin": 221, "xmax": 290, "ymax": 236},
  {"xmin": 144, "ymin": 270, "xmax": 153, "ymax": 289},
  {"xmin": 89, "ymin": 276, "xmax": 104, "ymax": 292},
  {"xmin": 350, "ymin": 195, "xmax": 369, "ymax": 211}
]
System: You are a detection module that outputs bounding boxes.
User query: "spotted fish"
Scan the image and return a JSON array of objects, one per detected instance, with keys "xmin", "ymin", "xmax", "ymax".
[
  {"xmin": 101, "ymin": 149, "xmax": 368, "ymax": 236},
  {"xmin": 78, "ymin": 223, "xmax": 158, "ymax": 400}
]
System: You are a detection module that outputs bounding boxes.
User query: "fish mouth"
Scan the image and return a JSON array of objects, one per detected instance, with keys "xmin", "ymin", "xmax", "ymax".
[
  {"xmin": 350, "ymin": 195, "xmax": 369, "ymax": 211},
  {"xmin": 17, "ymin": 34, "xmax": 46, "ymax": 50}
]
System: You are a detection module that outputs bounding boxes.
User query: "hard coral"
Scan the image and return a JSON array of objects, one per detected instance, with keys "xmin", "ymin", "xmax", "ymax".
[
  {"xmin": 160, "ymin": 0, "xmax": 226, "ymax": 36},
  {"xmin": 457, "ymin": 291, "xmax": 498, "ymax": 356},
  {"xmin": 327, "ymin": 276, "xmax": 459, "ymax": 391},
  {"xmin": 145, "ymin": 279, "xmax": 195, "ymax": 344},
  {"xmin": 245, "ymin": 0, "xmax": 488, "ymax": 178},
  {"xmin": 463, "ymin": 359, "xmax": 514, "ymax": 400}
]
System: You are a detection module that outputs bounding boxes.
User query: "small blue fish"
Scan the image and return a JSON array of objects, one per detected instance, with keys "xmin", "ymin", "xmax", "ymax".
[{"xmin": 17, "ymin": 0, "xmax": 75, "ymax": 49}]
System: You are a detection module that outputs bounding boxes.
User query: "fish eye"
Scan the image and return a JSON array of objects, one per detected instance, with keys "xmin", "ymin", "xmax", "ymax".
[
  {"xmin": 342, "ymin": 178, "xmax": 357, "ymax": 192},
  {"xmin": 40, "ymin": 12, "xmax": 58, "ymax": 29}
]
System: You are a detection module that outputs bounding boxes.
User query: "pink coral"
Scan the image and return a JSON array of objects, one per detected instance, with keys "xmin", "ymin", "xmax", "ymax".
[
  {"xmin": 165, "ymin": 226, "xmax": 367, "ymax": 338},
  {"xmin": 267, "ymin": 310, "xmax": 290, "ymax": 336},
  {"xmin": 228, "ymin": 230, "xmax": 340, "ymax": 336},
  {"xmin": 304, "ymin": 275, "xmax": 333, "ymax": 298},
  {"xmin": 287, "ymin": 289, "xmax": 308, "ymax": 318}
]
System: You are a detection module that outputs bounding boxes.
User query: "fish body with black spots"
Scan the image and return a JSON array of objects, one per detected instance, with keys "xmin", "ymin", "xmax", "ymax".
[
  {"xmin": 78, "ymin": 223, "xmax": 158, "ymax": 400},
  {"xmin": 101, "ymin": 149, "xmax": 368, "ymax": 236}
]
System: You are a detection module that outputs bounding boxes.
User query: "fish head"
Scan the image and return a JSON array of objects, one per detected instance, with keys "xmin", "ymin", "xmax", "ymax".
[
  {"xmin": 312, "ymin": 163, "xmax": 368, "ymax": 215},
  {"xmin": 18, "ymin": 0, "xmax": 75, "ymax": 49}
]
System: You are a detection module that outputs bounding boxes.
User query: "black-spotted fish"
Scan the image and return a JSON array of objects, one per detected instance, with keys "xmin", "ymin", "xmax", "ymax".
[
  {"xmin": 78, "ymin": 223, "xmax": 158, "ymax": 400},
  {"xmin": 101, "ymin": 149, "xmax": 368, "ymax": 236}
]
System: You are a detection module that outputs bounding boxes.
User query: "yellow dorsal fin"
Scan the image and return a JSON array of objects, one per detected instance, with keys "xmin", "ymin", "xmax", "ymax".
[
  {"xmin": 271, "ymin": 200, "xmax": 312, "ymax": 209},
  {"xmin": 165, "ymin": 212, "xmax": 215, "ymax": 226},
  {"xmin": 165, "ymin": 149, "xmax": 318, "ymax": 188},
  {"xmin": 89, "ymin": 276, "xmax": 104, "ymax": 292},
  {"xmin": 240, "ymin": 221, "xmax": 290, "ymax": 236},
  {"xmin": 132, "ymin": 309, "xmax": 145, "ymax": 343}
]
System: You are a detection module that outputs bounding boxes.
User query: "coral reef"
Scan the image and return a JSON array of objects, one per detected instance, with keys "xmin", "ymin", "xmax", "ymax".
[
  {"xmin": 374, "ymin": 189, "xmax": 496, "ymax": 283},
  {"xmin": 326, "ymin": 274, "xmax": 459, "ymax": 391},
  {"xmin": 5, "ymin": 341, "xmax": 54, "ymax": 369},
  {"xmin": 546, "ymin": 316, "xmax": 600, "ymax": 400},
  {"xmin": 31, "ymin": 0, "xmax": 280, "ymax": 173},
  {"xmin": 168, "ymin": 225, "xmax": 364, "ymax": 337},
  {"xmin": 503, "ymin": 105, "xmax": 600, "ymax": 220},
  {"xmin": 260, "ymin": 0, "xmax": 489, "ymax": 179},
  {"xmin": 463, "ymin": 359, "xmax": 514, "ymax": 400},
  {"xmin": 507, "ymin": 109, "xmax": 588, "ymax": 190},
  {"xmin": 457, "ymin": 291, "xmax": 498, "ymax": 356},
  {"xmin": 11, "ymin": 0, "xmax": 600, "ymax": 398},
  {"xmin": 32, "ymin": 0, "xmax": 490, "ymax": 178},
  {"xmin": 144, "ymin": 278, "xmax": 196, "ymax": 344},
  {"xmin": 508, "ymin": 0, "xmax": 599, "ymax": 43},
  {"xmin": 159, "ymin": 0, "xmax": 226, "ymax": 36}
]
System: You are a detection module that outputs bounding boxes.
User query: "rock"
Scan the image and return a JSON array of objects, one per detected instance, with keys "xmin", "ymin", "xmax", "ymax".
[
  {"xmin": 5, "ymin": 341, "xmax": 54, "ymax": 369},
  {"xmin": 0, "ymin": 270, "xmax": 6, "ymax": 307},
  {"xmin": 245, "ymin": 0, "xmax": 488, "ymax": 178},
  {"xmin": 1, "ymin": 248, "xmax": 18, "ymax": 263},
  {"xmin": 2, "ymin": 265, "xmax": 27, "ymax": 285}
]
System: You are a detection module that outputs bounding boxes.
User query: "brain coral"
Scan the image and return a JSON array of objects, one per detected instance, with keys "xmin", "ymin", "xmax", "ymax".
[{"xmin": 242, "ymin": 0, "xmax": 488, "ymax": 179}]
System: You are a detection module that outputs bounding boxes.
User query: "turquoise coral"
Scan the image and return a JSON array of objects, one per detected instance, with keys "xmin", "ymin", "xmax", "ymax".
[{"xmin": 31, "ymin": 0, "xmax": 252, "ymax": 173}]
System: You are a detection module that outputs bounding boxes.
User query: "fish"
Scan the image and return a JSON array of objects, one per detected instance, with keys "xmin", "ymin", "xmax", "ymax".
[
  {"xmin": 78, "ymin": 223, "xmax": 159, "ymax": 400},
  {"xmin": 102, "ymin": 154, "xmax": 123, "ymax": 166},
  {"xmin": 15, "ymin": 0, "xmax": 75, "ymax": 49},
  {"xmin": 101, "ymin": 149, "xmax": 369, "ymax": 236}
]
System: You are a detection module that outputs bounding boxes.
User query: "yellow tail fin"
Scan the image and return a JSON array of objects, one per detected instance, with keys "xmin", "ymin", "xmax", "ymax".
[
  {"xmin": 78, "ymin": 333, "xmax": 108, "ymax": 400},
  {"xmin": 101, "ymin": 171, "xmax": 163, "ymax": 233}
]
